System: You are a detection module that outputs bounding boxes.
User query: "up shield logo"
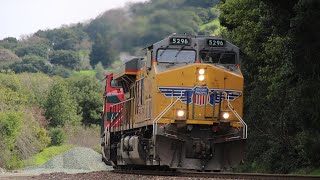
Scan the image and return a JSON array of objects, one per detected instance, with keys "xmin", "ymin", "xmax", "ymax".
[
  {"xmin": 158, "ymin": 86, "xmax": 242, "ymax": 106},
  {"xmin": 193, "ymin": 86, "xmax": 209, "ymax": 105}
]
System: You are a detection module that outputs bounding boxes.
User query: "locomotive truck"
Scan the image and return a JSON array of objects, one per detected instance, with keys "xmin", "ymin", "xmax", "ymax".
[{"xmin": 100, "ymin": 34, "xmax": 247, "ymax": 171}]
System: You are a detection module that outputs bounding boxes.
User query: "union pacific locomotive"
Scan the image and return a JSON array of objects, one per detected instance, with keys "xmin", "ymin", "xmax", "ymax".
[{"xmin": 101, "ymin": 34, "xmax": 247, "ymax": 171}]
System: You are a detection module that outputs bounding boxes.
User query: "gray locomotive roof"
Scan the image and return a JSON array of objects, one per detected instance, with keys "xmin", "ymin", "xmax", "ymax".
[{"xmin": 152, "ymin": 33, "xmax": 239, "ymax": 51}]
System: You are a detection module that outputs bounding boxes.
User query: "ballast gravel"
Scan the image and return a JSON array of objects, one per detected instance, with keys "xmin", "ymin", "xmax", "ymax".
[
  {"xmin": 1, "ymin": 148, "xmax": 220, "ymax": 179},
  {"xmin": 25, "ymin": 147, "xmax": 113, "ymax": 174},
  {"xmin": 0, "ymin": 167, "xmax": 6, "ymax": 174}
]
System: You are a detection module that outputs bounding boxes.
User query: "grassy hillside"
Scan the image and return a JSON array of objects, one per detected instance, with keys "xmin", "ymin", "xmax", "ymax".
[
  {"xmin": 24, "ymin": 145, "xmax": 74, "ymax": 166},
  {"xmin": 0, "ymin": 0, "xmax": 221, "ymax": 74}
]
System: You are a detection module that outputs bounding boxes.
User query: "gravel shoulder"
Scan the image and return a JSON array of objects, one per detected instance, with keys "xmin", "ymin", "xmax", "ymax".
[
  {"xmin": 0, "ymin": 147, "xmax": 113, "ymax": 179},
  {"xmin": 24, "ymin": 147, "xmax": 113, "ymax": 174},
  {"xmin": 0, "ymin": 147, "xmax": 215, "ymax": 179}
]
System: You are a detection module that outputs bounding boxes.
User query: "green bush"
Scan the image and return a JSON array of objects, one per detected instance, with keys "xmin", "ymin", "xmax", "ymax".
[
  {"xmin": 45, "ymin": 82, "xmax": 81, "ymax": 127},
  {"xmin": 0, "ymin": 111, "xmax": 24, "ymax": 169},
  {"xmin": 0, "ymin": 112, "xmax": 23, "ymax": 147},
  {"xmin": 16, "ymin": 112, "xmax": 51, "ymax": 159},
  {"xmin": 49, "ymin": 128, "xmax": 66, "ymax": 146},
  {"xmin": 67, "ymin": 76, "xmax": 103, "ymax": 126}
]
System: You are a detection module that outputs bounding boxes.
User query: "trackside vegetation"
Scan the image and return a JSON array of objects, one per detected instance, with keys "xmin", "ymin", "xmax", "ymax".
[
  {"xmin": 219, "ymin": 0, "xmax": 320, "ymax": 174},
  {"xmin": 24, "ymin": 145, "xmax": 74, "ymax": 166},
  {"xmin": 0, "ymin": 73, "xmax": 103, "ymax": 169}
]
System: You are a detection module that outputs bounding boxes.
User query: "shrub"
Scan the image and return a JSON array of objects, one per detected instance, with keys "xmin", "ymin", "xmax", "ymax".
[
  {"xmin": 63, "ymin": 124, "xmax": 100, "ymax": 148},
  {"xmin": 45, "ymin": 83, "xmax": 81, "ymax": 127},
  {"xmin": 49, "ymin": 128, "xmax": 66, "ymax": 146},
  {"xmin": 16, "ymin": 112, "xmax": 51, "ymax": 159},
  {"xmin": 0, "ymin": 111, "xmax": 24, "ymax": 169},
  {"xmin": 0, "ymin": 48, "xmax": 20, "ymax": 65},
  {"xmin": 67, "ymin": 76, "xmax": 103, "ymax": 126}
]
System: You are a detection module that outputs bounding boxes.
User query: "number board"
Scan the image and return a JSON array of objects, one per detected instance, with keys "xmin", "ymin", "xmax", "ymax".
[
  {"xmin": 207, "ymin": 39, "xmax": 225, "ymax": 47},
  {"xmin": 169, "ymin": 37, "xmax": 190, "ymax": 45}
]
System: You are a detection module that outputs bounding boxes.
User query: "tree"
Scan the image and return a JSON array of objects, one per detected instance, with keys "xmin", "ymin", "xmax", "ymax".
[
  {"xmin": 0, "ymin": 86, "xmax": 27, "ymax": 111},
  {"xmin": 0, "ymin": 37, "xmax": 18, "ymax": 50},
  {"xmin": 49, "ymin": 127, "xmax": 65, "ymax": 146},
  {"xmin": 48, "ymin": 65, "xmax": 72, "ymax": 78},
  {"xmin": 15, "ymin": 112, "xmax": 51, "ymax": 159},
  {"xmin": 15, "ymin": 41, "xmax": 49, "ymax": 58},
  {"xmin": 288, "ymin": 0, "xmax": 320, "ymax": 167},
  {"xmin": 68, "ymin": 76, "xmax": 103, "ymax": 126},
  {"xmin": 0, "ymin": 111, "xmax": 23, "ymax": 169},
  {"xmin": 219, "ymin": 0, "xmax": 320, "ymax": 173},
  {"xmin": 0, "ymin": 48, "xmax": 21, "ymax": 65},
  {"xmin": 89, "ymin": 34, "xmax": 118, "ymax": 67},
  {"xmin": 8, "ymin": 55, "xmax": 50, "ymax": 74},
  {"xmin": 14, "ymin": 44, "xmax": 48, "ymax": 58},
  {"xmin": 49, "ymin": 50, "xmax": 81, "ymax": 69},
  {"xmin": 95, "ymin": 62, "xmax": 105, "ymax": 80},
  {"xmin": 36, "ymin": 26, "xmax": 88, "ymax": 51},
  {"xmin": 45, "ymin": 82, "xmax": 81, "ymax": 127}
]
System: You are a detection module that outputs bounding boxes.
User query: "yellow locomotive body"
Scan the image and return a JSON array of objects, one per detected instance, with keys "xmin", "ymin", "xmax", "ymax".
[{"xmin": 101, "ymin": 34, "xmax": 246, "ymax": 171}]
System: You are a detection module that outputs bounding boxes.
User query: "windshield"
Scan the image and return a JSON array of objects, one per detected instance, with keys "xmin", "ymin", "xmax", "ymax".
[
  {"xmin": 200, "ymin": 51, "xmax": 236, "ymax": 64},
  {"xmin": 157, "ymin": 49, "xmax": 196, "ymax": 63}
]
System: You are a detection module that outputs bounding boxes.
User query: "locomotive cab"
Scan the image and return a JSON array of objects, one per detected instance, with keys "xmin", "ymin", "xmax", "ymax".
[{"xmin": 102, "ymin": 73, "xmax": 124, "ymax": 133}]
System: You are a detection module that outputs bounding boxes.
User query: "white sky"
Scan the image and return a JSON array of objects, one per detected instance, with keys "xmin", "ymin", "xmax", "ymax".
[{"xmin": 0, "ymin": 0, "xmax": 147, "ymax": 40}]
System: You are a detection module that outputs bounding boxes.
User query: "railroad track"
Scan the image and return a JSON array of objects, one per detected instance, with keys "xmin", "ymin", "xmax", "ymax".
[{"xmin": 112, "ymin": 169, "xmax": 320, "ymax": 180}]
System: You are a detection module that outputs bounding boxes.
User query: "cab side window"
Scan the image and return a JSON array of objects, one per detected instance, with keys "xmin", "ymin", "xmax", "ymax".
[{"xmin": 110, "ymin": 78, "xmax": 121, "ymax": 88}]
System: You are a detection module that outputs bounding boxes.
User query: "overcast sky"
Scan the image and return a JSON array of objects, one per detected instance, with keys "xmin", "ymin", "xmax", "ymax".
[{"xmin": 0, "ymin": 0, "xmax": 147, "ymax": 40}]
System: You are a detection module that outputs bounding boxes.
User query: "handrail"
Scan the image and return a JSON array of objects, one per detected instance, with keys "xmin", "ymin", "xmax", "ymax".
[
  {"xmin": 152, "ymin": 96, "xmax": 182, "ymax": 137},
  {"xmin": 110, "ymin": 98, "xmax": 134, "ymax": 108},
  {"xmin": 224, "ymin": 92, "xmax": 247, "ymax": 139},
  {"xmin": 152, "ymin": 95, "xmax": 182, "ymax": 161},
  {"xmin": 110, "ymin": 98, "xmax": 133, "ymax": 128}
]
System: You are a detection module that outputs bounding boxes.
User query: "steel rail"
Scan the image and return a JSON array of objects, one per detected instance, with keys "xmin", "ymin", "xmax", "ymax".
[{"xmin": 112, "ymin": 169, "xmax": 320, "ymax": 180}]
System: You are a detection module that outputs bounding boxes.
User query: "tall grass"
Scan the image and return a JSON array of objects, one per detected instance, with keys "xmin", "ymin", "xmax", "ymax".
[
  {"xmin": 310, "ymin": 168, "xmax": 320, "ymax": 176},
  {"xmin": 72, "ymin": 70, "xmax": 96, "ymax": 77},
  {"xmin": 24, "ymin": 145, "xmax": 73, "ymax": 167},
  {"xmin": 63, "ymin": 124, "xmax": 100, "ymax": 149}
]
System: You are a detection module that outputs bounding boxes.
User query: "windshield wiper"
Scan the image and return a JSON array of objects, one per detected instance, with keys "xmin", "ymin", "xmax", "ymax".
[
  {"xmin": 202, "ymin": 47, "xmax": 215, "ymax": 63},
  {"xmin": 185, "ymin": 60, "xmax": 194, "ymax": 64},
  {"xmin": 218, "ymin": 52, "xmax": 225, "ymax": 64},
  {"xmin": 165, "ymin": 62, "xmax": 176, "ymax": 68},
  {"xmin": 159, "ymin": 45, "xmax": 169, "ymax": 57},
  {"xmin": 174, "ymin": 45, "xmax": 185, "ymax": 58}
]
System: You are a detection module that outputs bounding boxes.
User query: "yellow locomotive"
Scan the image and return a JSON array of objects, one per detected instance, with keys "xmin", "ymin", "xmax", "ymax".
[{"xmin": 101, "ymin": 34, "xmax": 247, "ymax": 171}]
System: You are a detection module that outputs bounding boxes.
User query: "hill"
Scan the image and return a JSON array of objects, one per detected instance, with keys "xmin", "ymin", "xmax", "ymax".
[{"xmin": 0, "ymin": 0, "xmax": 221, "ymax": 75}]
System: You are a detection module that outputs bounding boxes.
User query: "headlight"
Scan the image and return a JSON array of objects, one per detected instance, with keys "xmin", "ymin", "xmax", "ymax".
[
  {"xmin": 222, "ymin": 112, "xmax": 230, "ymax": 119},
  {"xmin": 198, "ymin": 69, "xmax": 205, "ymax": 75},
  {"xmin": 177, "ymin": 110, "xmax": 185, "ymax": 117},
  {"xmin": 198, "ymin": 75, "xmax": 205, "ymax": 81}
]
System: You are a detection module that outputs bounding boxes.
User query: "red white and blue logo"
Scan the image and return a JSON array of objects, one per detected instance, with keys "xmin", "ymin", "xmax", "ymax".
[{"xmin": 158, "ymin": 86, "xmax": 241, "ymax": 106}]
